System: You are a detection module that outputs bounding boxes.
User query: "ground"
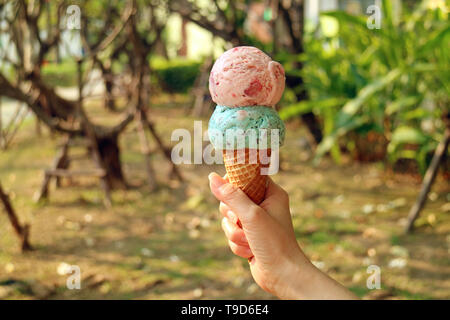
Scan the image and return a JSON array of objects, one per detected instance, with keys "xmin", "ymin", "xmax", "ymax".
[{"xmin": 0, "ymin": 97, "xmax": 449, "ymax": 300}]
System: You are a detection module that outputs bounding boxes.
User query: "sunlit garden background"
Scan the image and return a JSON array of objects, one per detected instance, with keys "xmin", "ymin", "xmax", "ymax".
[{"xmin": 0, "ymin": 0, "xmax": 449, "ymax": 299}]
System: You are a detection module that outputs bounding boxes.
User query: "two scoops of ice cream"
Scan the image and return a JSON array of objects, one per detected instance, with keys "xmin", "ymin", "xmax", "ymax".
[{"xmin": 208, "ymin": 46, "xmax": 286, "ymax": 204}]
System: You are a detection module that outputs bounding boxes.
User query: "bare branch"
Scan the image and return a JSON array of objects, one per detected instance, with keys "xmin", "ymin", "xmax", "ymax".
[
  {"xmin": 170, "ymin": 0, "xmax": 240, "ymax": 44},
  {"xmin": 108, "ymin": 110, "xmax": 135, "ymax": 137},
  {"xmin": 0, "ymin": 73, "xmax": 81, "ymax": 134},
  {"xmin": 85, "ymin": 0, "xmax": 134, "ymax": 58},
  {"xmin": 212, "ymin": 0, "xmax": 228, "ymax": 24}
]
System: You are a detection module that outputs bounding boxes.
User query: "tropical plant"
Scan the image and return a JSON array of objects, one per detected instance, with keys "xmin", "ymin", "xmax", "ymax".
[{"xmin": 280, "ymin": 0, "xmax": 449, "ymax": 173}]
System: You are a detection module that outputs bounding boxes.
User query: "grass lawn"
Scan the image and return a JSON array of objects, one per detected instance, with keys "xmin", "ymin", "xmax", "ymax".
[{"xmin": 0, "ymin": 97, "xmax": 449, "ymax": 299}]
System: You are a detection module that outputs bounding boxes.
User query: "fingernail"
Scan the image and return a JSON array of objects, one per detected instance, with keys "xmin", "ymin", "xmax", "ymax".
[{"xmin": 208, "ymin": 172, "xmax": 225, "ymax": 189}]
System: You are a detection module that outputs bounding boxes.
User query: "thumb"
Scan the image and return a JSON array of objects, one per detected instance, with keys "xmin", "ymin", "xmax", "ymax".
[{"xmin": 208, "ymin": 172, "xmax": 274, "ymax": 233}]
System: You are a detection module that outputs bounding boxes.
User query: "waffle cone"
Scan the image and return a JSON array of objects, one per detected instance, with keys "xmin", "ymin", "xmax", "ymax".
[{"xmin": 222, "ymin": 149, "xmax": 271, "ymax": 204}]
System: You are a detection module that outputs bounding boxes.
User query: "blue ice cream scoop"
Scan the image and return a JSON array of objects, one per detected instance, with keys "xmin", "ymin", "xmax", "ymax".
[{"xmin": 208, "ymin": 105, "xmax": 285, "ymax": 150}]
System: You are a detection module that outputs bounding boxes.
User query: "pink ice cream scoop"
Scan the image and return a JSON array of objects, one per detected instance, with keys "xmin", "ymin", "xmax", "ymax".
[{"xmin": 209, "ymin": 46, "xmax": 285, "ymax": 107}]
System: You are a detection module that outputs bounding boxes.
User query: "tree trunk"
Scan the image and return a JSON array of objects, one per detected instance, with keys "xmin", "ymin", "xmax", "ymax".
[
  {"xmin": 294, "ymin": 0, "xmax": 323, "ymax": 145},
  {"xmin": 285, "ymin": 73, "xmax": 323, "ymax": 144},
  {"xmin": 96, "ymin": 57, "xmax": 117, "ymax": 112},
  {"xmin": 104, "ymin": 74, "xmax": 116, "ymax": 112},
  {"xmin": 299, "ymin": 107, "xmax": 323, "ymax": 144},
  {"xmin": 280, "ymin": 0, "xmax": 323, "ymax": 145},
  {"xmin": 95, "ymin": 134, "xmax": 127, "ymax": 189},
  {"xmin": 178, "ymin": 17, "xmax": 188, "ymax": 57}
]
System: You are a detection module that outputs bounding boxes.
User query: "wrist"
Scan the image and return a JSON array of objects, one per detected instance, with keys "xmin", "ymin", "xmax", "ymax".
[
  {"xmin": 288, "ymin": 259, "xmax": 319, "ymax": 299},
  {"xmin": 280, "ymin": 249, "xmax": 358, "ymax": 300},
  {"xmin": 276, "ymin": 246, "xmax": 316, "ymax": 300}
]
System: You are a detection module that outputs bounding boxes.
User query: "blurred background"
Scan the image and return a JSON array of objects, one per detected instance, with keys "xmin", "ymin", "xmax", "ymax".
[{"xmin": 0, "ymin": 0, "xmax": 448, "ymax": 299}]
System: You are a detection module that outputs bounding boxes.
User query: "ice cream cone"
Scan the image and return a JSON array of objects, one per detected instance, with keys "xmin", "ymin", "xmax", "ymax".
[{"xmin": 222, "ymin": 149, "xmax": 271, "ymax": 205}]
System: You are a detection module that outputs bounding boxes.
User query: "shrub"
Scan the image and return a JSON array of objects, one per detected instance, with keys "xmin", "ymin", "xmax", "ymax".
[
  {"xmin": 280, "ymin": 0, "xmax": 449, "ymax": 172},
  {"xmin": 41, "ymin": 59, "xmax": 81, "ymax": 87},
  {"xmin": 150, "ymin": 57, "xmax": 201, "ymax": 94}
]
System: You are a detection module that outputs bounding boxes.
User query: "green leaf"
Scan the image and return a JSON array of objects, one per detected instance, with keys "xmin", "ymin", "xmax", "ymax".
[
  {"xmin": 417, "ymin": 142, "xmax": 438, "ymax": 175},
  {"xmin": 418, "ymin": 24, "xmax": 450, "ymax": 56},
  {"xmin": 387, "ymin": 125, "xmax": 432, "ymax": 166},
  {"xmin": 279, "ymin": 101, "xmax": 314, "ymax": 120},
  {"xmin": 388, "ymin": 126, "xmax": 428, "ymax": 153},
  {"xmin": 314, "ymin": 116, "xmax": 369, "ymax": 163},
  {"xmin": 280, "ymin": 98, "xmax": 346, "ymax": 120},
  {"xmin": 321, "ymin": 11, "xmax": 367, "ymax": 30},
  {"xmin": 404, "ymin": 108, "xmax": 433, "ymax": 120},
  {"xmin": 336, "ymin": 68, "xmax": 402, "ymax": 127},
  {"xmin": 385, "ymin": 96, "xmax": 421, "ymax": 115}
]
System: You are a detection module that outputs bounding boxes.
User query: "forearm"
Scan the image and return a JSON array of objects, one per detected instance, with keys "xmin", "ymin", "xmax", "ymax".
[{"xmin": 281, "ymin": 252, "xmax": 358, "ymax": 300}]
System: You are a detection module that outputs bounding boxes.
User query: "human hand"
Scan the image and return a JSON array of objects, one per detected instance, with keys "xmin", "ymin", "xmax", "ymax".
[
  {"xmin": 208, "ymin": 172, "xmax": 311, "ymax": 299},
  {"xmin": 208, "ymin": 172, "xmax": 357, "ymax": 300}
]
